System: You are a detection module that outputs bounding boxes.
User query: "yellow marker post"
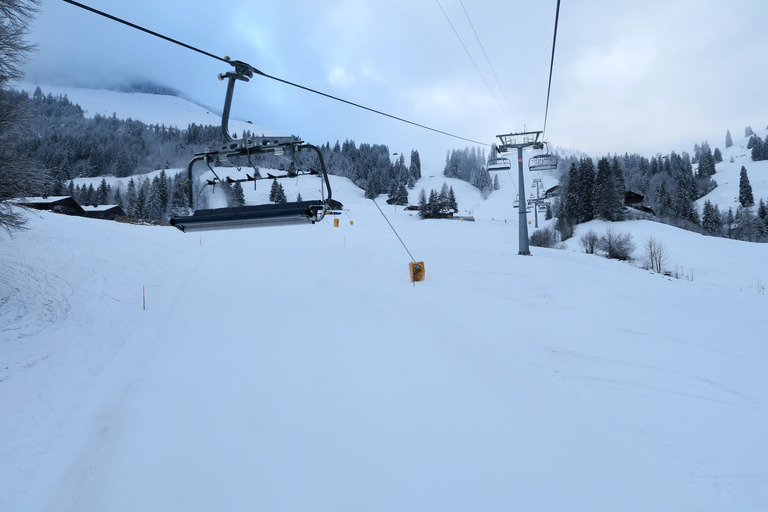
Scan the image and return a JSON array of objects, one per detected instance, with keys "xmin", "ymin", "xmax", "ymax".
[{"xmin": 410, "ymin": 261, "xmax": 425, "ymax": 283}]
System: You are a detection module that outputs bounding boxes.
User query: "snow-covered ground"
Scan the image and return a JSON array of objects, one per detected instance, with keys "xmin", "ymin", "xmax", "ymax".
[
  {"xmin": 2, "ymin": 169, "xmax": 768, "ymax": 511},
  {"xmin": 2, "ymin": 85, "xmax": 768, "ymax": 510},
  {"xmin": 697, "ymin": 129, "xmax": 768, "ymax": 212}
]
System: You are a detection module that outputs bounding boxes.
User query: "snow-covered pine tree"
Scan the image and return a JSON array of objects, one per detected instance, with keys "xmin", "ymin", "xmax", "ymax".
[
  {"xmin": 418, "ymin": 188, "xmax": 428, "ymax": 219},
  {"xmin": 593, "ymin": 157, "xmax": 621, "ymax": 221},
  {"xmin": 739, "ymin": 166, "xmax": 754, "ymax": 207},
  {"xmin": 232, "ymin": 181, "xmax": 245, "ymax": 207},
  {"xmin": 701, "ymin": 200, "xmax": 722, "ymax": 235},
  {"xmin": 725, "ymin": 129, "xmax": 733, "ymax": 148}
]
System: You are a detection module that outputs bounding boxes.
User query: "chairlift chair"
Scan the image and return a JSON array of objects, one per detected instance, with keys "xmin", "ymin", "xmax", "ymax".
[
  {"xmin": 528, "ymin": 142, "xmax": 558, "ymax": 172},
  {"xmin": 170, "ymin": 59, "xmax": 340, "ymax": 232},
  {"xmin": 487, "ymin": 157, "xmax": 512, "ymax": 172}
]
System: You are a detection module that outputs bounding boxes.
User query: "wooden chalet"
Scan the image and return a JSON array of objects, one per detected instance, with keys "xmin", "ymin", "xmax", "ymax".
[
  {"xmin": 82, "ymin": 204, "xmax": 127, "ymax": 221},
  {"xmin": 16, "ymin": 196, "xmax": 85, "ymax": 217}
]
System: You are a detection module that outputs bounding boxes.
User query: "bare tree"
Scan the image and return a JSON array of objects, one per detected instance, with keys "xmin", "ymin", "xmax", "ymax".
[
  {"xmin": 579, "ymin": 229, "xmax": 599, "ymax": 254},
  {"xmin": 644, "ymin": 235, "xmax": 668, "ymax": 273},
  {"xmin": 0, "ymin": 0, "xmax": 44, "ymax": 233}
]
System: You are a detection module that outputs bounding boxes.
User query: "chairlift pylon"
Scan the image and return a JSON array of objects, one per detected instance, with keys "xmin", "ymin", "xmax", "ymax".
[
  {"xmin": 170, "ymin": 60, "xmax": 340, "ymax": 232},
  {"xmin": 528, "ymin": 142, "xmax": 558, "ymax": 172}
]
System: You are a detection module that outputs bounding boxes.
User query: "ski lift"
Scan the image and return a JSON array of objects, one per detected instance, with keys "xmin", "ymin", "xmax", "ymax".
[
  {"xmin": 487, "ymin": 157, "xmax": 512, "ymax": 172},
  {"xmin": 528, "ymin": 142, "xmax": 558, "ymax": 172},
  {"xmin": 170, "ymin": 59, "xmax": 340, "ymax": 232},
  {"xmin": 512, "ymin": 194, "xmax": 531, "ymax": 213}
]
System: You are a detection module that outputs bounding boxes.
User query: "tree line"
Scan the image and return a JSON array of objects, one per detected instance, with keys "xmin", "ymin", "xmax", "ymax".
[{"xmin": 552, "ymin": 147, "xmax": 768, "ymax": 243}]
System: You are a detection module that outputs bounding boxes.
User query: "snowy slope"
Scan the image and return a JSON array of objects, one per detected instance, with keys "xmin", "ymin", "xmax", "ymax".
[
  {"xmin": 698, "ymin": 129, "xmax": 768, "ymax": 211},
  {"xmin": 14, "ymin": 83, "xmax": 277, "ymax": 136},
  {"xmin": 2, "ymin": 171, "xmax": 768, "ymax": 511}
]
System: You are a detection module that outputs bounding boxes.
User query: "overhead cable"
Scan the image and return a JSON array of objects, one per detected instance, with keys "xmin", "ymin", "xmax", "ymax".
[
  {"xmin": 434, "ymin": 0, "xmax": 511, "ymax": 126},
  {"xmin": 458, "ymin": 0, "xmax": 516, "ymax": 123},
  {"xmin": 63, "ymin": 0, "xmax": 491, "ymax": 147},
  {"xmin": 542, "ymin": 0, "xmax": 561, "ymax": 139}
]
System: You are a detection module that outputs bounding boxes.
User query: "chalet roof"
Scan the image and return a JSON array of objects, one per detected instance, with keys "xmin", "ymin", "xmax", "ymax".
[
  {"xmin": 13, "ymin": 195, "xmax": 72, "ymax": 204},
  {"xmin": 82, "ymin": 204, "xmax": 123, "ymax": 212}
]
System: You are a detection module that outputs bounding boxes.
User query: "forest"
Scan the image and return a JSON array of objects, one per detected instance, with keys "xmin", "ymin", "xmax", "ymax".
[{"xmin": 5, "ymin": 87, "xmax": 768, "ymax": 242}]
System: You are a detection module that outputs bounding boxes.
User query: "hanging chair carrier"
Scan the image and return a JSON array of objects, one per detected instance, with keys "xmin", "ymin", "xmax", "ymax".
[
  {"xmin": 170, "ymin": 59, "xmax": 340, "ymax": 232},
  {"xmin": 487, "ymin": 157, "xmax": 512, "ymax": 172},
  {"xmin": 528, "ymin": 142, "xmax": 558, "ymax": 172}
]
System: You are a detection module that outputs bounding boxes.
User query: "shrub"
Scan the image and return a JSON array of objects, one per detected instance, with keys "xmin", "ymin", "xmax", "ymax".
[
  {"xmin": 530, "ymin": 227, "xmax": 558, "ymax": 248},
  {"xmin": 598, "ymin": 227, "xmax": 635, "ymax": 260},
  {"xmin": 580, "ymin": 229, "xmax": 599, "ymax": 254}
]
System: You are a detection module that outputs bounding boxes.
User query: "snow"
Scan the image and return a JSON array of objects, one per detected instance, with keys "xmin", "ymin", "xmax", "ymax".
[
  {"xmin": 2, "ymin": 171, "xmax": 768, "ymax": 511},
  {"xmin": 14, "ymin": 83, "xmax": 278, "ymax": 137},
  {"xmin": 697, "ymin": 130, "xmax": 768, "ymax": 212},
  {"xmin": 2, "ymin": 86, "xmax": 768, "ymax": 511}
]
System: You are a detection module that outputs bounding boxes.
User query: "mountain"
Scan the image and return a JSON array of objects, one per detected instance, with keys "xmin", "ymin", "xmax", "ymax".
[
  {"xmin": 15, "ymin": 82, "xmax": 278, "ymax": 137},
  {"xmin": 697, "ymin": 129, "xmax": 768, "ymax": 212},
  {"xmin": 2, "ymin": 84, "xmax": 768, "ymax": 511}
]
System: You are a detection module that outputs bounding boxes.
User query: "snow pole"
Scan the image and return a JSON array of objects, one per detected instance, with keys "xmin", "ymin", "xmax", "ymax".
[{"xmin": 142, "ymin": 285, "xmax": 146, "ymax": 310}]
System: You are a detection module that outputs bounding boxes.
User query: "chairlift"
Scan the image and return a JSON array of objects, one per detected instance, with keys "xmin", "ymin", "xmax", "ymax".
[
  {"xmin": 487, "ymin": 157, "xmax": 512, "ymax": 172},
  {"xmin": 528, "ymin": 142, "xmax": 558, "ymax": 172},
  {"xmin": 170, "ymin": 59, "xmax": 340, "ymax": 232}
]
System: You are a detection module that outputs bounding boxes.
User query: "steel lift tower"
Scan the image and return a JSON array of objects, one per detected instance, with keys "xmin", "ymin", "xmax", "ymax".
[{"xmin": 494, "ymin": 131, "xmax": 546, "ymax": 255}]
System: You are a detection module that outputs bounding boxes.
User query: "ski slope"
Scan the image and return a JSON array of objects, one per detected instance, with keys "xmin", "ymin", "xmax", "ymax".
[{"xmin": 2, "ymin": 173, "xmax": 768, "ymax": 511}]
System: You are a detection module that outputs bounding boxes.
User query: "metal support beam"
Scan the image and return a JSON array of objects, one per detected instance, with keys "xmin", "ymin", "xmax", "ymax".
[{"xmin": 494, "ymin": 131, "xmax": 544, "ymax": 256}]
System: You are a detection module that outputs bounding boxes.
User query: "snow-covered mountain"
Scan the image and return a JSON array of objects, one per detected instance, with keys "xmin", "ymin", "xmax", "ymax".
[
  {"xmin": 15, "ymin": 82, "xmax": 279, "ymax": 137},
  {"xmin": 697, "ymin": 130, "xmax": 768, "ymax": 212},
  {"xmin": 2, "ymin": 85, "xmax": 768, "ymax": 511}
]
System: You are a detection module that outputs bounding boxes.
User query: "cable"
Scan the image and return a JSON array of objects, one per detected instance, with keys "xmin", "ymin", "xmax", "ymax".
[
  {"xmin": 434, "ymin": 0, "xmax": 510, "ymax": 126},
  {"xmin": 371, "ymin": 198, "xmax": 417, "ymax": 264},
  {"xmin": 542, "ymin": 0, "xmax": 561, "ymax": 139},
  {"xmin": 63, "ymin": 0, "xmax": 491, "ymax": 147},
  {"xmin": 459, "ymin": 0, "xmax": 516, "ymax": 123}
]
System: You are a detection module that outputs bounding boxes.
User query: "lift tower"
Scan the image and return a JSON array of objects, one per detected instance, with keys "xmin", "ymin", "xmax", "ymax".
[{"xmin": 494, "ymin": 131, "xmax": 545, "ymax": 255}]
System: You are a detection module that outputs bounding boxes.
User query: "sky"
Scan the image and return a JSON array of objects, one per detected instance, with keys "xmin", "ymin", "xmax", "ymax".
[{"xmin": 21, "ymin": 0, "xmax": 768, "ymax": 169}]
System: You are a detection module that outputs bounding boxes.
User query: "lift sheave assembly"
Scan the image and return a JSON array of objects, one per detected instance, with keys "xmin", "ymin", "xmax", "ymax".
[{"xmin": 170, "ymin": 59, "xmax": 340, "ymax": 232}]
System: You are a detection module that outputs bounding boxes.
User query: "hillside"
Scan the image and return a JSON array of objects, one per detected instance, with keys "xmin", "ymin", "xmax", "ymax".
[
  {"xmin": 2, "ymin": 164, "xmax": 768, "ymax": 511},
  {"xmin": 697, "ymin": 129, "xmax": 768, "ymax": 212},
  {"xmin": 15, "ymin": 82, "xmax": 276, "ymax": 137}
]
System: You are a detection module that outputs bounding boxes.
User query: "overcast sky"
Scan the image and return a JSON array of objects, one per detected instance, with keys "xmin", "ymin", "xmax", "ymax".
[{"xmin": 22, "ymin": 0, "xmax": 768, "ymax": 171}]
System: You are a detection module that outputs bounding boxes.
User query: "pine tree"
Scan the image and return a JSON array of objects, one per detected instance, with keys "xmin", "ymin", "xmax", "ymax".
[
  {"xmin": 275, "ymin": 182, "xmax": 287, "ymax": 203},
  {"xmin": 725, "ymin": 129, "xmax": 733, "ymax": 148},
  {"xmin": 713, "ymin": 148, "xmax": 722, "ymax": 163},
  {"xmin": 701, "ymin": 200, "xmax": 722, "ymax": 235},
  {"xmin": 126, "ymin": 178, "xmax": 137, "ymax": 216},
  {"xmin": 418, "ymin": 188, "xmax": 428, "ymax": 219},
  {"xmin": 145, "ymin": 180, "xmax": 163, "ymax": 221},
  {"xmin": 745, "ymin": 126, "xmax": 754, "ymax": 137},
  {"xmin": 593, "ymin": 157, "xmax": 622, "ymax": 221},
  {"xmin": 739, "ymin": 166, "xmax": 754, "ymax": 207},
  {"xmin": 576, "ymin": 158, "xmax": 596, "ymax": 222},
  {"xmin": 232, "ymin": 181, "xmax": 245, "ymax": 206},
  {"xmin": 96, "ymin": 178, "xmax": 109, "ymax": 204},
  {"xmin": 135, "ymin": 182, "xmax": 147, "ymax": 218},
  {"xmin": 447, "ymin": 186, "xmax": 458, "ymax": 213},
  {"xmin": 409, "ymin": 149, "xmax": 421, "ymax": 182},
  {"xmin": 493, "ymin": 174, "xmax": 500, "ymax": 190},
  {"xmin": 697, "ymin": 142, "xmax": 716, "ymax": 178},
  {"xmin": 269, "ymin": 178, "xmax": 280, "ymax": 202}
]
